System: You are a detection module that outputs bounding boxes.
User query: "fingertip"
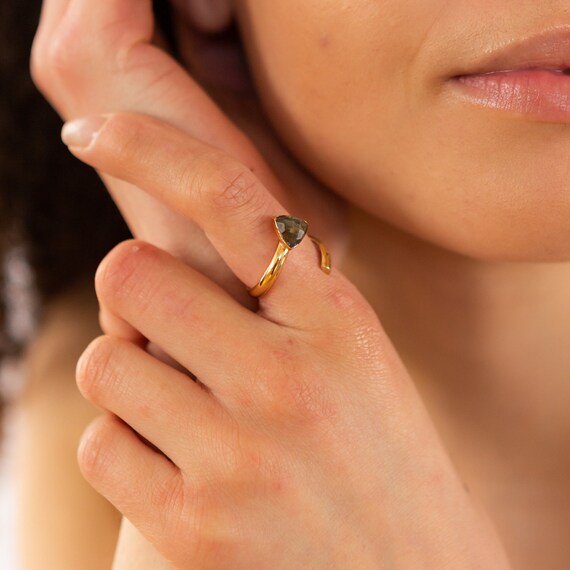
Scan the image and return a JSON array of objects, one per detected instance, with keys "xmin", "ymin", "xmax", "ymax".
[{"xmin": 61, "ymin": 115, "xmax": 110, "ymax": 150}]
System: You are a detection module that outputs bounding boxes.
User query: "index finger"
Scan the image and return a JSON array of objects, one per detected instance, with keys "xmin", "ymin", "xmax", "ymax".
[{"xmin": 63, "ymin": 112, "xmax": 351, "ymax": 332}]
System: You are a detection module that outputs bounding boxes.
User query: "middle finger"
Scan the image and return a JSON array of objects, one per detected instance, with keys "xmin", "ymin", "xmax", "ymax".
[{"xmin": 94, "ymin": 237, "xmax": 277, "ymax": 398}]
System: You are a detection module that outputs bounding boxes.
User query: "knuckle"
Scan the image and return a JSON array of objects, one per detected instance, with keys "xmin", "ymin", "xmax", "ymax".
[
  {"xmin": 39, "ymin": 20, "xmax": 85, "ymax": 83},
  {"xmin": 104, "ymin": 114, "xmax": 150, "ymax": 161},
  {"xmin": 31, "ymin": 13, "xmax": 116, "ymax": 98},
  {"xmin": 321, "ymin": 281, "xmax": 387, "ymax": 342},
  {"xmin": 324, "ymin": 280, "xmax": 375, "ymax": 321},
  {"xmin": 44, "ymin": 32, "xmax": 73, "ymax": 78},
  {"xmin": 77, "ymin": 415, "xmax": 118, "ymax": 483},
  {"xmin": 281, "ymin": 374, "xmax": 339, "ymax": 424},
  {"xmin": 197, "ymin": 157, "xmax": 268, "ymax": 216},
  {"xmin": 254, "ymin": 337, "xmax": 339, "ymax": 426},
  {"xmin": 76, "ymin": 335, "xmax": 124, "ymax": 402}
]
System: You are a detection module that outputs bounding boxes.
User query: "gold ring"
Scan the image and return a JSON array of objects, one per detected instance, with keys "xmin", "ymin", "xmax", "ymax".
[{"xmin": 247, "ymin": 215, "xmax": 331, "ymax": 298}]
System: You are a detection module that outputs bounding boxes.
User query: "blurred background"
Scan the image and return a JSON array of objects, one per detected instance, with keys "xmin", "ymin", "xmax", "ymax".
[{"xmin": 0, "ymin": 1, "xmax": 132, "ymax": 566}]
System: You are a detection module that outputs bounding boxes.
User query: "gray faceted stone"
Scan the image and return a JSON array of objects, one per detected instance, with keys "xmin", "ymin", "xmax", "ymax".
[{"xmin": 274, "ymin": 215, "xmax": 309, "ymax": 249}]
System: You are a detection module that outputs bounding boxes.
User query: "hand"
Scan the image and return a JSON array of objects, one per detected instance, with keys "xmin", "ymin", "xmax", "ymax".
[
  {"xmin": 67, "ymin": 112, "xmax": 512, "ymax": 569},
  {"xmin": 32, "ymin": 2, "xmax": 348, "ymax": 563},
  {"xmin": 31, "ymin": 0, "xmax": 349, "ymax": 308}
]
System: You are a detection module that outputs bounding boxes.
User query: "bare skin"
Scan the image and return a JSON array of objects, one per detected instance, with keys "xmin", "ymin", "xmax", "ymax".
[
  {"xmin": 16, "ymin": 208, "xmax": 570, "ymax": 570},
  {"xmin": 342, "ymin": 205, "xmax": 570, "ymax": 569},
  {"xmin": 13, "ymin": 281, "xmax": 121, "ymax": 569},
  {"xmin": 22, "ymin": 0, "xmax": 570, "ymax": 568}
]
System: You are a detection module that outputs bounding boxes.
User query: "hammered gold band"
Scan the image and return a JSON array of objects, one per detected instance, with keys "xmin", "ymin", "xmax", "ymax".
[{"xmin": 247, "ymin": 215, "xmax": 331, "ymax": 298}]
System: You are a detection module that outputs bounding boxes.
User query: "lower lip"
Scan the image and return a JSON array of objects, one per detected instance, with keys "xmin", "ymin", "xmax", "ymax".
[{"xmin": 451, "ymin": 70, "xmax": 570, "ymax": 122}]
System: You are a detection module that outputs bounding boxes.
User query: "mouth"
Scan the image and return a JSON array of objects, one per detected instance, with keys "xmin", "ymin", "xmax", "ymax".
[{"xmin": 448, "ymin": 27, "xmax": 570, "ymax": 122}]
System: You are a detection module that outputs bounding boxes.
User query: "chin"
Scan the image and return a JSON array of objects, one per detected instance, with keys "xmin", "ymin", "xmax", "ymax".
[
  {"xmin": 290, "ymin": 116, "xmax": 570, "ymax": 264},
  {"xmin": 373, "ymin": 201, "xmax": 570, "ymax": 263},
  {"xmin": 331, "ymin": 166, "xmax": 570, "ymax": 264}
]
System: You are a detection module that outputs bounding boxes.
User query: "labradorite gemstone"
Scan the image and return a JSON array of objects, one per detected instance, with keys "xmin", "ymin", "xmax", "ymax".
[{"xmin": 274, "ymin": 215, "xmax": 309, "ymax": 249}]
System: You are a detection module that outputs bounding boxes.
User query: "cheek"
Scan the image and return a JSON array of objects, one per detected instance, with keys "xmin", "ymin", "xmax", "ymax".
[
  {"xmin": 235, "ymin": 0, "xmax": 430, "ymax": 188},
  {"xmin": 236, "ymin": 0, "xmax": 447, "ymax": 238},
  {"xmin": 391, "ymin": 107, "xmax": 570, "ymax": 262},
  {"xmin": 235, "ymin": 0, "xmax": 423, "ymax": 130},
  {"xmin": 236, "ymin": 1, "xmax": 570, "ymax": 261}
]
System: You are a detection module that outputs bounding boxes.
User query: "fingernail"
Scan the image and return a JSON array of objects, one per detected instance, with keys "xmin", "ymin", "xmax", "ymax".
[{"xmin": 61, "ymin": 115, "xmax": 108, "ymax": 149}]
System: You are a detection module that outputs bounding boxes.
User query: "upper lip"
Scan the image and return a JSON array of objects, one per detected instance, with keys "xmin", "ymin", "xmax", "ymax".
[{"xmin": 456, "ymin": 26, "xmax": 570, "ymax": 76}]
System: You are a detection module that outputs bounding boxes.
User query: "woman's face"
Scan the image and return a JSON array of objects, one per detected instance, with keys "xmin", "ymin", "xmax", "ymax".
[{"xmin": 234, "ymin": 1, "xmax": 570, "ymax": 261}]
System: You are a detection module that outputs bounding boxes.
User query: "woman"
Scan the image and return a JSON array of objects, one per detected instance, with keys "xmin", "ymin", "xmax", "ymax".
[{"xmin": 13, "ymin": 0, "xmax": 570, "ymax": 567}]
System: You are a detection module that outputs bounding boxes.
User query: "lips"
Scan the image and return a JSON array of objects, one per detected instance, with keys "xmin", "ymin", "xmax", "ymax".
[
  {"xmin": 449, "ymin": 27, "xmax": 570, "ymax": 122},
  {"xmin": 455, "ymin": 27, "xmax": 570, "ymax": 75}
]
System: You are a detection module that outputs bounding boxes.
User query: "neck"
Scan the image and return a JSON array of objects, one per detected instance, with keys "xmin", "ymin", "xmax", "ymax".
[{"xmin": 340, "ymin": 204, "xmax": 570, "ymax": 476}]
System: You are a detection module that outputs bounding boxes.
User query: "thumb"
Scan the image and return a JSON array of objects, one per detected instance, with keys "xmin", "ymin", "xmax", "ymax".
[{"xmin": 36, "ymin": 0, "xmax": 288, "ymax": 201}]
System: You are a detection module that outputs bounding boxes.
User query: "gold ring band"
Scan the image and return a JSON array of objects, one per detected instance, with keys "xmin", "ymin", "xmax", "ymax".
[{"xmin": 247, "ymin": 215, "xmax": 331, "ymax": 298}]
